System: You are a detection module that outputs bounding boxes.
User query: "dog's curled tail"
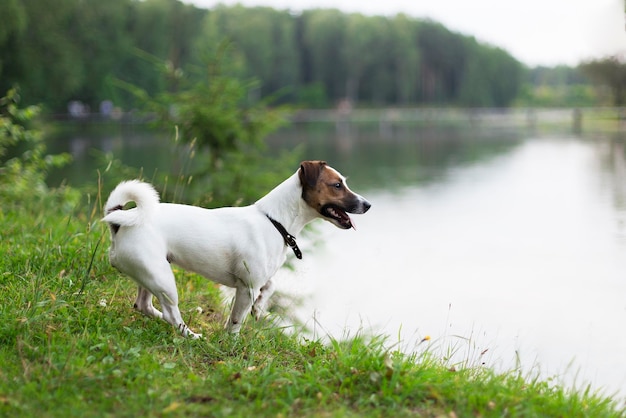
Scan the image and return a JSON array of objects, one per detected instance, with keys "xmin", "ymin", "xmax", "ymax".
[{"xmin": 102, "ymin": 180, "xmax": 160, "ymax": 228}]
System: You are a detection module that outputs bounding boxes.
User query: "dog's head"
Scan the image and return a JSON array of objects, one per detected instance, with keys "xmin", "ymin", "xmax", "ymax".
[{"xmin": 299, "ymin": 160, "xmax": 371, "ymax": 229}]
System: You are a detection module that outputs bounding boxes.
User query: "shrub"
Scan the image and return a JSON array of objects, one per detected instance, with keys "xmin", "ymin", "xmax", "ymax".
[{"xmin": 0, "ymin": 88, "xmax": 74, "ymax": 202}]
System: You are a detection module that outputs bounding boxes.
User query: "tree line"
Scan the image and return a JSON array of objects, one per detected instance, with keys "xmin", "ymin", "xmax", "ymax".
[{"xmin": 0, "ymin": 0, "xmax": 614, "ymax": 114}]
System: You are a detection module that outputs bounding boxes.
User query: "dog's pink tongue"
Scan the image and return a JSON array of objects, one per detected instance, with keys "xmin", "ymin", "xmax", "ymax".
[{"xmin": 351, "ymin": 216, "xmax": 357, "ymax": 230}]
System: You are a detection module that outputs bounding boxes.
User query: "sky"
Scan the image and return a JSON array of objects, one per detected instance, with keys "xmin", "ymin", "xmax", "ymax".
[{"xmin": 186, "ymin": 0, "xmax": 625, "ymax": 67}]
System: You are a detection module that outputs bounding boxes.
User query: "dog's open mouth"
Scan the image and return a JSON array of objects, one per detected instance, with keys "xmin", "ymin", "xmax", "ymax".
[{"xmin": 321, "ymin": 204, "xmax": 353, "ymax": 229}]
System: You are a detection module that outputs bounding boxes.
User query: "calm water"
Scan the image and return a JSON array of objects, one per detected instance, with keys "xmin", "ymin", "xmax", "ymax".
[{"xmin": 48, "ymin": 122, "xmax": 626, "ymax": 398}]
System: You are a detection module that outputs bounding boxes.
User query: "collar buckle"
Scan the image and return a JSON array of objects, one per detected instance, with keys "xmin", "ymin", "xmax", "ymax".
[{"xmin": 266, "ymin": 215, "xmax": 303, "ymax": 259}]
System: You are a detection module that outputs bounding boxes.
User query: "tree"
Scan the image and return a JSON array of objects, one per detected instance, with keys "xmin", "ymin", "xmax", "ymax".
[
  {"xmin": 416, "ymin": 21, "xmax": 467, "ymax": 103},
  {"xmin": 0, "ymin": 0, "xmax": 26, "ymax": 91},
  {"xmin": 0, "ymin": 88, "xmax": 71, "ymax": 198},
  {"xmin": 299, "ymin": 9, "xmax": 348, "ymax": 103},
  {"xmin": 68, "ymin": 0, "xmax": 134, "ymax": 107},
  {"xmin": 13, "ymin": 0, "xmax": 85, "ymax": 110},
  {"xmin": 121, "ymin": 0, "xmax": 206, "ymax": 104},
  {"xmin": 388, "ymin": 14, "xmax": 420, "ymax": 104},
  {"xmin": 1, "ymin": 1, "xmax": 530, "ymax": 110},
  {"xmin": 580, "ymin": 56, "xmax": 626, "ymax": 106},
  {"xmin": 459, "ymin": 41, "xmax": 523, "ymax": 107},
  {"xmin": 196, "ymin": 6, "xmax": 299, "ymax": 101}
]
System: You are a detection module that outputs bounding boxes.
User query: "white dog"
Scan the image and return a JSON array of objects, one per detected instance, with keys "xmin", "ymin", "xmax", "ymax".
[{"xmin": 102, "ymin": 161, "xmax": 371, "ymax": 338}]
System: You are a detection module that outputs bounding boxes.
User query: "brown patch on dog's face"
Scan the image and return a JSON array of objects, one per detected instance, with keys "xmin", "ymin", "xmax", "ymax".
[
  {"xmin": 299, "ymin": 160, "xmax": 371, "ymax": 229},
  {"xmin": 298, "ymin": 160, "xmax": 327, "ymax": 191}
]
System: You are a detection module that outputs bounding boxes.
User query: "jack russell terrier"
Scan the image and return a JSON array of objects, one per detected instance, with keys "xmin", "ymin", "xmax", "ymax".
[{"xmin": 102, "ymin": 161, "xmax": 371, "ymax": 338}]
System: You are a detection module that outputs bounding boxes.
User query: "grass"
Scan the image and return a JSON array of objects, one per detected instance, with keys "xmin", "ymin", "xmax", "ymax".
[{"xmin": 1, "ymin": 192, "xmax": 625, "ymax": 417}]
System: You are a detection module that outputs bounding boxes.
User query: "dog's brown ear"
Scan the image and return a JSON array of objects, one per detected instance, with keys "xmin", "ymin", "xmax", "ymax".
[{"xmin": 299, "ymin": 160, "xmax": 327, "ymax": 190}]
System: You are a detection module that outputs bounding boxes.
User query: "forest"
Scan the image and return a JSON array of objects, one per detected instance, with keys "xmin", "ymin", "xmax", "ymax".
[{"xmin": 0, "ymin": 0, "xmax": 610, "ymax": 114}]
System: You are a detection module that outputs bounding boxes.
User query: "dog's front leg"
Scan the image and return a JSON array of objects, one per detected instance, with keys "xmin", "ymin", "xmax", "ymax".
[
  {"xmin": 227, "ymin": 283, "xmax": 258, "ymax": 334},
  {"xmin": 251, "ymin": 280, "xmax": 275, "ymax": 320}
]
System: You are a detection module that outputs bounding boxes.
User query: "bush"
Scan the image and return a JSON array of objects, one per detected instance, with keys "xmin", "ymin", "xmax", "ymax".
[
  {"xmin": 113, "ymin": 45, "xmax": 299, "ymax": 207},
  {"xmin": 0, "ymin": 88, "xmax": 74, "ymax": 202}
]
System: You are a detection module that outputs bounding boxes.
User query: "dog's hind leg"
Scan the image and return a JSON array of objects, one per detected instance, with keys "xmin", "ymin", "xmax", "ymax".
[
  {"xmin": 134, "ymin": 286, "xmax": 163, "ymax": 319},
  {"xmin": 145, "ymin": 261, "xmax": 202, "ymax": 339},
  {"xmin": 251, "ymin": 280, "xmax": 275, "ymax": 320},
  {"xmin": 227, "ymin": 282, "xmax": 258, "ymax": 334}
]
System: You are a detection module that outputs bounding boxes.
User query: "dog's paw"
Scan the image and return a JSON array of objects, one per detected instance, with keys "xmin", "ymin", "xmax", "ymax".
[
  {"xmin": 251, "ymin": 299, "xmax": 269, "ymax": 321},
  {"xmin": 178, "ymin": 323, "xmax": 202, "ymax": 339},
  {"xmin": 184, "ymin": 328, "xmax": 203, "ymax": 339}
]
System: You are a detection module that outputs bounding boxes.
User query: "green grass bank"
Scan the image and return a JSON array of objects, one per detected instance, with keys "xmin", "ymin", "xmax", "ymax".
[{"xmin": 0, "ymin": 187, "xmax": 625, "ymax": 418}]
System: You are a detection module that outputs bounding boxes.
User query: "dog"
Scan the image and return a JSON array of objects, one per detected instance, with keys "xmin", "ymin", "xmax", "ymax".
[{"xmin": 102, "ymin": 161, "xmax": 371, "ymax": 338}]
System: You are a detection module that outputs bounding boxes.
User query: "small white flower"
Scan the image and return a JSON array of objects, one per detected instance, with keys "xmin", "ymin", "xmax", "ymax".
[{"xmin": 98, "ymin": 298, "xmax": 107, "ymax": 307}]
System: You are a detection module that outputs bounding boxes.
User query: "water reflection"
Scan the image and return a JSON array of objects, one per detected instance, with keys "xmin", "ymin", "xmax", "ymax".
[
  {"xmin": 267, "ymin": 124, "xmax": 525, "ymax": 190},
  {"xmin": 46, "ymin": 124, "xmax": 174, "ymax": 187},
  {"xmin": 272, "ymin": 132, "xmax": 626, "ymax": 398}
]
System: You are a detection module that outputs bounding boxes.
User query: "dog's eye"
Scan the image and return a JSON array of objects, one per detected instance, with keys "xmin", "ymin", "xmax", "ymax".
[{"xmin": 334, "ymin": 182, "xmax": 342, "ymax": 189}]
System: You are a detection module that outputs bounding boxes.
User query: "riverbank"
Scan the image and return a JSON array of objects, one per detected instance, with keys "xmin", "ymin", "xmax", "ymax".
[
  {"xmin": 48, "ymin": 106, "xmax": 626, "ymax": 132},
  {"xmin": 0, "ymin": 188, "xmax": 624, "ymax": 417}
]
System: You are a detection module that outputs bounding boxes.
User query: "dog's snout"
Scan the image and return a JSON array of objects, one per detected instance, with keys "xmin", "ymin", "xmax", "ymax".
[{"xmin": 350, "ymin": 197, "xmax": 371, "ymax": 214}]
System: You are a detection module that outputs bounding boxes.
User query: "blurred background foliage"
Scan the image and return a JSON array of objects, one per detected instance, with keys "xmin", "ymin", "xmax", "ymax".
[
  {"xmin": 0, "ymin": 88, "xmax": 74, "ymax": 201},
  {"xmin": 1, "ymin": 0, "xmax": 621, "ymax": 115},
  {"xmin": 109, "ymin": 41, "xmax": 295, "ymax": 206}
]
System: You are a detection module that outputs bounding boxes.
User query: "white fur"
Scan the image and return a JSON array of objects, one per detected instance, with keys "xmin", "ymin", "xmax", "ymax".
[{"xmin": 102, "ymin": 165, "xmax": 370, "ymax": 338}]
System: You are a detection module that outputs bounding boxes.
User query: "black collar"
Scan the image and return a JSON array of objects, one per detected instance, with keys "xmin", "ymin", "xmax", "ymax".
[{"xmin": 266, "ymin": 215, "xmax": 302, "ymax": 259}]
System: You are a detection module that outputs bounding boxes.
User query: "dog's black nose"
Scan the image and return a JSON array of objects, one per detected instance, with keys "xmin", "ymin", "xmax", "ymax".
[{"xmin": 362, "ymin": 200, "xmax": 372, "ymax": 213}]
